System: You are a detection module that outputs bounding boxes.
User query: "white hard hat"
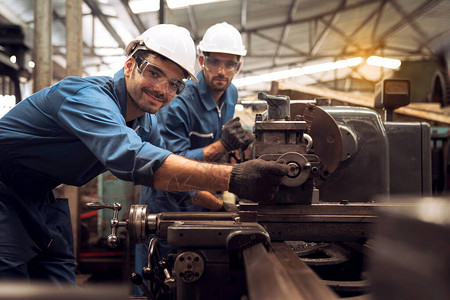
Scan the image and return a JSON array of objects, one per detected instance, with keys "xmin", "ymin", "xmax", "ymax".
[
  {"xmin": 125, "ymin": 24, "xmax": 198, "ymax": 82},
  {"xmin": 198, "ymin": 22, "xmax": 247, "ymax": 56}
]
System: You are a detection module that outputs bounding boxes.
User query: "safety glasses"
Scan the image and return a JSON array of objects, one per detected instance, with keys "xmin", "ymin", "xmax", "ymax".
[
  {"xmin": 204, "ymin": 56, "xmax": 240, "ymax": 73},
  {"xmin": 135, "ymin": 56, "xmax": 187, "ymax": 96}
]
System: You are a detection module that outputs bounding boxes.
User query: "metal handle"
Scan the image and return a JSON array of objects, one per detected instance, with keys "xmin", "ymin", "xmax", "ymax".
[
  {"xmin": 85, "ymin": 201, "xmax": 123, "ymax": 248},
  {"xmin": 85, "ymin": 201, "xmax": 117, "ymax": 210}
]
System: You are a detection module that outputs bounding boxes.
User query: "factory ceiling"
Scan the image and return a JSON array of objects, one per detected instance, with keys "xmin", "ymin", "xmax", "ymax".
[{"xmin": 0, "ymin": 0, "xmax": 450, "ymax": 99}]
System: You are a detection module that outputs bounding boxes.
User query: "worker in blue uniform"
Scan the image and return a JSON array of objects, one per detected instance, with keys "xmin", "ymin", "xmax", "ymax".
[
  {"xmin": 0, "ymin": 24, "xmax": 288, "ymax": 284},
  {"xmin": 141, "ymin": 22, "xmax": 251, "ymax": 214},
  {"xmin": 156, "ymin": 22, "xmax": 250, "ymax": 163},
  {"xmin": 134, "ymin": 23, "xmax": 252, "ymax": 285}
]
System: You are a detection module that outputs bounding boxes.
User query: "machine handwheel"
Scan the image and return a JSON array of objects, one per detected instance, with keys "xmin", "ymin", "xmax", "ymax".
[{"xmin": 277, "ymin": 152, "xmax": 311, "ymax": 187}]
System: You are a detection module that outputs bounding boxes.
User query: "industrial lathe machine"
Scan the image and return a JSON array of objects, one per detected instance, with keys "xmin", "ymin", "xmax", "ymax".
[{"xmin": 87, "ymin": 79, "xmax": 433, "ymax": 300}]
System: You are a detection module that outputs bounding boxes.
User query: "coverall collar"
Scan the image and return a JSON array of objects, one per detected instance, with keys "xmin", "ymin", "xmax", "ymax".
[
  {"xmin": 113, "ymin": 69, "xmax": 128, "ymax": 119},
  {"xmin": 197, "ymin": 71, "xmax": 234, "ymax": 111}
]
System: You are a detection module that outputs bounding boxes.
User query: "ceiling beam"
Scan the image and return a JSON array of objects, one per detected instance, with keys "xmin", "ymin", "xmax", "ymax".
[
  {"xmin": 371, "ymin": 0, "xmax": 388, "ymax": 41},
  {"xmin": 83, "ymin": 0, "xmax": 126, "ymax": 49},
  {"xmin": 120, "ymin": 0, "xmax": 146, "ymax": 34},
  {"xmin": 271, "ymin": 0, "xmax": 301, "ymax": 65},
  {"xmin": 309, "ymin": 1, "xmax": 344, "ymax": 56},
  {"xmin": 186, "ymin": 5, "xmax": 199, "ymax": 41},
  {"xmin": 240, "ymin": 0, "xmax": 248, "ymax": 54},
  {"xmin": 244, "ymin": 0, "xmax": 375, "ymax": 34},
  {"xmin": 253, "ymin": 31, "xmax": 309, "ymax": 57},
  {"xmin": 0, "ymin": 1, "xmax": 29, "ymax": 29},
  {"xmin": 377, "ymin": 0, "xmax": 442, "ymax": 43},
  {"xmin": 107, "ymin": 0, "xmax": 142, "ymax": 37}
]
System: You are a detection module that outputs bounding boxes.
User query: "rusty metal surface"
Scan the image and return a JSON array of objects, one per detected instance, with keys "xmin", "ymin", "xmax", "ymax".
[
  {"xmin": 243, "ymin": 243, "xmax": 306, "ymax": 300},
  {"xmin": 271, "ymin": 242, "xmax": 340, "ymax": 300},
  {"xmin": 238, "ymin": 202, "xmax": 400, "ymax": 241}
]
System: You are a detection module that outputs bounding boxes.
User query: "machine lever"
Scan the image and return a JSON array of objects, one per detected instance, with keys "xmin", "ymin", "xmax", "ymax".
[
  {"xmin": 131, "ymin": 272, "xmax": 154, "ymax": 300},
  {"xmin": 258, "ymin": 92, "xmax": 290, "ymax": 120},
  {"xmin": 85, "ymin": 201, "xmax": 124, "ymax": 248},
  {"xmin": 85, "ymin": 201, "xmax": 116, "ymax": 210}
]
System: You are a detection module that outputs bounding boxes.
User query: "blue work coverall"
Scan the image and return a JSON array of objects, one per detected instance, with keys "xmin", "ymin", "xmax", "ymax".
[
  {"xmin": 134, "ymin": 71, "xmax": 238, "ymax": 285},
  {"xmin": 0, "ymin": 70, "xmax": 171, "ymax": 284}
]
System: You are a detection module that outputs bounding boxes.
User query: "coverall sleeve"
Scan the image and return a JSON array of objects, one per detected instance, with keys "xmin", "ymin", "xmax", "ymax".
[
  {"xmin": 157, "ymin": 98, "xmax": 205, "ymax": 161},
  {"xmin": 56, "ymin": 85, "xmax": 172, "ymax": 186},
  {"xmin": 139, "ymin": 116, "xmax": 196, "ymax": 204}
]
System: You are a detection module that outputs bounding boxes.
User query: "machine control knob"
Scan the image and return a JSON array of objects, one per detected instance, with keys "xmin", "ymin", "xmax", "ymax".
[
  {"xmin": 174, "ymin": 251, "xmax": 205, "ymax": 283},
  {"xmin": 287, "ymin": 161, "xmax": 303, "ymax": 177},
  {"xmin": 107, "ymin": 234, "xmax": 119, "ymax": 248},
  {"xmin": 277, "ymin": 152, "xmax": 312, "ymax": 187}
]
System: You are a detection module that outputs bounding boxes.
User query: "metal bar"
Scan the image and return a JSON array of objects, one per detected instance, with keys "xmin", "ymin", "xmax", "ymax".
[
  {"xmin": 159, "ymin": 0, "xmax": 165, "ymax": 24},
  {"xmin": 186, "ymin": 5, "xmax": 198, "ymax": 41},
  {"xmin": 0, "ymin": 2, "xmax": 30, "ymax": 29},
  {"xmin": 241, "ymin": 100, "xmax": 316, "ymax": 106},
  {"xmin": 271, "ymin": 0, "xmax": 300, "ymax": 65},
  {"xmin": 263, "ymin": 222, "xmax": 373, "ymax": 242},
  {"xmin": 243, "ymin": 243, "xmax": 305, "ymax": 300},
  {"xmin": 244, "ymin": 0, "xmax": 375, "ymax": 34},
  {"xmin": 310, "ymin": 0, "xmax": 344, "ymax": 56},
  {"xmin": 241, "ymin": 0, "xmax": 248, "ymax": 54},
  {"xmin": 66, "ymin": 0, "xmax": 83, "ymax": 77},
  {"xmin": 240, "ymin": 203, "xmax": 400, "ymax": 215},
  {"xmin": 253, "ymin": 31, "xmax": 309, "ymax": 57},
  {"xmin": 258, "ymin": 215, "xmax": 377, "ymax": 222},
  {"xmin": 271, "ymin": 242, "xmax": 340, "ymax": 299},
  {"xmin": 371, "ymin": 0, "xmax": 388, "ymax": 41},
  {"xmin": 84, "ymin": 0, "xmax": 126, "ymax": 49},
  {"xmin": 120, "ymin": 0, "xmax": 146, "ymax": 34},
  {"xmin": 377, "ymin": 0, "xmax": 442, "ymax": 42},
  {"xmin": 387, "ymin": 0, "xmax": 432, "ymax": 53},
  {"xmin": 33, "ymin": 0, "xmax": 52, "ymax": 93}
]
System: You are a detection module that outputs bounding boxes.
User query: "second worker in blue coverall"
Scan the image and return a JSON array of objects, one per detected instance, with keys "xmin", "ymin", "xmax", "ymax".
[{"xmin": 141, "ymin": 22, "xmax": 251, "ymax": 213}]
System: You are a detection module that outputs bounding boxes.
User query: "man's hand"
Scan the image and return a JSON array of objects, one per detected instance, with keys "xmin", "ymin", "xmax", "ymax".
[
  {"xmin": 228, "ymin": 159, "xmax": 289, "ymax": 203},
  {"xmin": 220, "ymin": 117, "xmax": 254, "ymax": 151}
]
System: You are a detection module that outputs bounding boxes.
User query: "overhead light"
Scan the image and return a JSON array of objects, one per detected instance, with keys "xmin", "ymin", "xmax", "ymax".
[
  {"xmin": 233, "ymin": 57, "xmax": 363, "ymax": 87},
  {"xmin": 235, "ymin": 104, "xmax": 244, "ymax": 111},
  {"xmin": 366, "ymin": 56, "xmax": 401, "ymax": 69},
  {"xmin": 129, "ymin": 0, "xmax": 228, "ymax": 13},
  {"xmin": 9, "ymin": 55, "xmax": 16, "ymax": 64},
  {"xmin": 168, "ymin": 0, "xmax": 228, "ymax": 9},
  {"xmin": 128, "ymin": 0, "xmax": 160, "ymax": 13}
]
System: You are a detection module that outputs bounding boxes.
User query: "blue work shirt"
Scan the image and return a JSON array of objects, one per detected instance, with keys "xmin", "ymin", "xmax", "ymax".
[
  {"xmin": 139, "ymin": 71, "xmax": 238, "ymax": 213},
  {"xmin": 157, "ymin": 71, "xmax": 238, "ymax": 161},
  {"xmin": 0, "ymin": 69, "xmax": 171, "ymax": 189},
  {"xmin": 0, "ymin": 69, "xmax": 171, "ymax": 279}
]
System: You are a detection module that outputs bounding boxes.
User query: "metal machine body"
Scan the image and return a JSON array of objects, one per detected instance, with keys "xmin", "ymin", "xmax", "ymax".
[{"xmin": 88, "ymin": 86, "xmax": 432, "ymax": 300}]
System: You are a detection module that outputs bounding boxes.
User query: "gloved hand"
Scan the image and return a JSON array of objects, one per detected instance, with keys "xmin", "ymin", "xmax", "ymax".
[
  {"xmin": 228, "ymin": 159, "xmax": 289, "ymax": 203},
  {"xmin": 217, "ymin": 201, "xmax": 238, "ymax": 212},
  {"xmin": 241, "ymin": 129, "xmax": 254, "ymax": 150},
  {"xmin": 220, "ymin": 117, "xmax": 254, "ymax": 151}
]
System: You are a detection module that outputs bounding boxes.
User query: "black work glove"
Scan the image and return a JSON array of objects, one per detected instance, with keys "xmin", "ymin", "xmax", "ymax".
[
  {"xmin": 228, "ymin": 159, "xmax": 289, "ymax": 203},
  {"xmin": 220, "ymin": 117, "xmax": 254, "ymax": 151},
  {"xmin": 218, "ymin": 201, "xmax": 238, "ymax": 212},
  {"xmin": 241, "ymin": 129, "xmax": 254, "ymax": 150}
]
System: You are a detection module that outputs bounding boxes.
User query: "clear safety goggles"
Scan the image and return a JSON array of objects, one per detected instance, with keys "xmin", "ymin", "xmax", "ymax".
[
  {"xmin": 135, "ymin": 56, "xmax": 187, "ymax": 96},
  {"xmin": 204, "ymin": 56, "xmax": 240, "ymax": 73}
]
